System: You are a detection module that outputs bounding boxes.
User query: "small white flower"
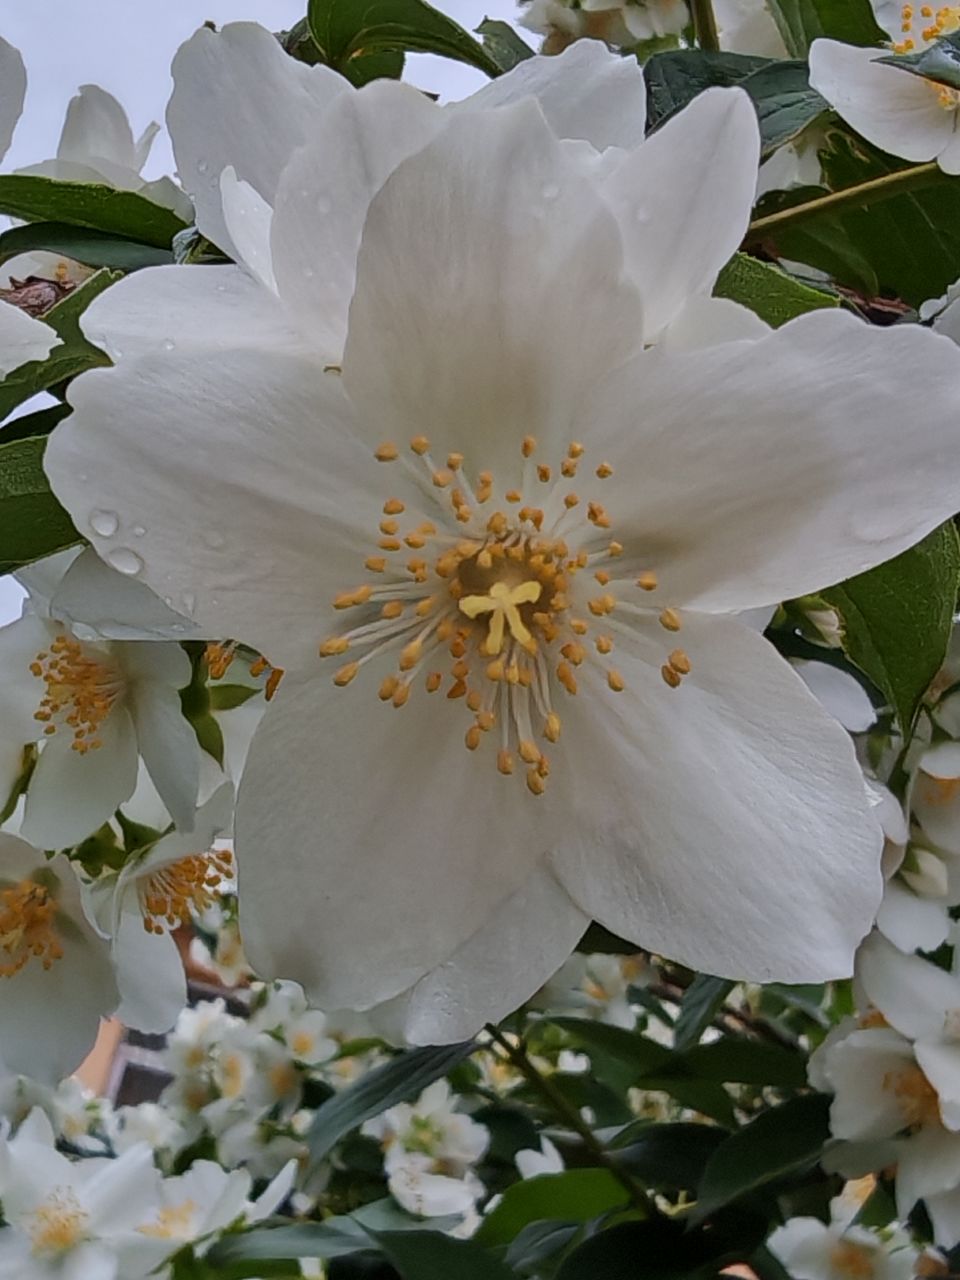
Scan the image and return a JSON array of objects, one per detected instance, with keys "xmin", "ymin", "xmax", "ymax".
[
  {"xmin": 515, "ymin": 1136, "xmax": 565, "ymax": 1179},
  {"xmin": 769, "ymin": 1199, "xmax": 918, "ymax": 1280}
]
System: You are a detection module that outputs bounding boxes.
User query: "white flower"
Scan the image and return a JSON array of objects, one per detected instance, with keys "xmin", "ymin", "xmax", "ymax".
[
  {"xmin": 515, "ymin": 1136, "xmax": 565, "ymax": 1178},
  {"xmin": 809, "ymin": 38, "xmax": 960, "ymax": 174},
  {"xmin": 769, "ymin": 1200, "xmax": 918, "ymax": 1280},
  {"xmin": 0, "ymin": 837, "xmax": 118, "ymax": 1083},
  {"xmin": 251, "ymin": 981, "xmax": 337, "ymax": 1066},
  {"xmin": 535, "ymin": 952, "xmax": 647, "ymax": 1027},
  {"xmin": 0, "ymin": 574, "xmax": 200, "ymax": 850},
  {"xmin": 45, "ymin": 25, "xmax": 960, "ymax": 1041},
  {"xmin": 364, "ymin": 1080, "xmax": 489, "ymax": 1175},
  {"xmin": 112, "ymin": 1102, "xmax": 187, "ymax": 1162},
  {"xmin": 0, "ymin": 1109, "xmax": 163, "ymax": 1280},
  {"xmin": 581, "ymin": 0, "xmax": 689, "ymax": 42}
]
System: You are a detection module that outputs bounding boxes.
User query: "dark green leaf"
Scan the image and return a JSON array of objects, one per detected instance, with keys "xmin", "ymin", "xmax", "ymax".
[
  {"xmin": 547, "ymin": 1018, "xmax": 673, "ymax": 1077},
  {"xmin": 876, "ymin": 34, "xmax": 960, "ymax": 89},
  {"xmin": 766, "ymin": 0, "xmax": 885, "ymax": 56},
  {"xmin": 306, "ymin": 0, "xmax": 501, "ymax": 80},
  {"xmin": 475, "ymin": 1170, "xmax": 629, "ymax": 1247},
  {"xmin": 611, "ymin": 1122, "xmax": 728, "ymax": 1191},
  {"xmin": 821, "ymin": 521, "xmax": 960, "ymax": 732},
  {"xmin": 0, "ymin": 403, "xmax": 70, "ymax": 444},
  {"xmin": 506, "ymin": 1221, "xmax": 582, "ymax": 1275},
  {"xmin": 0, "ymin": 221, "xmax": 173, "ymax": 271},
  {"xmin": 677, "ymin": 1040, "xmax": 807, "ymax": 1088},
  {"xmin": 476, "ymin": 18, "xmax": 535, "ymax": 72},
  {"xmin": 673, "ymin": 975, "xmax": 735, "ymax": 1051},
  {"xmin": 307, "ymin": 1041, "xmax": 474, "ymax": 1170},
  {"xmin": 373, "ymin": 1230, "xmax": 517, "ymax": 1279},
  {"xmin": 207, "ymin": 683, "xmax": 260, "ymax": 711},
  {"xmin": 0, "ymin": 268, "xmax": 116, "ymax": 420},
  {"xmin": 741, "ymin": 60, "xmax": 826, "ymax": 156},
  {"xmin": 0, "ymin": 435, "xmax": 81, "ymax": 572},
  {"xmin": 556, "ymin": 1217, "xmax": 722, "ymax": 1280},
  {"xmin": 714, "ymin": 253, "xmax": 840, "ymax": 327},
  {"xmin": 692, "ymin": 1092, "xmax": 832, "ymax": 1222},
  {"xmin": 0, "ymin": 175, "xmax": 187, "ymax": 248}
]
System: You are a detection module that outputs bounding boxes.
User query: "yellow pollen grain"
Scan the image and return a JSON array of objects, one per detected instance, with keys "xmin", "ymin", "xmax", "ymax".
[
  {"xmin": 568, "ymin": 441, "xmax": 584, "ymax": 459},
  {"xmin": 399, "ymin": 640, "xmax": 422, "ymax": 671},
  {"xmin": 466, "ymin": 690, "xmax": 482, "ymax": 712},
  {"xmin": 432, "ymin": 469, "xmax": 453, "ymax": 488},
  {"xmin": 608, "ymin": 541, "xmax": 623, "ymax": 557},
  {"xmin": 519, "ymin": 739, "xmax": 541, "ymax": 765},
  {"xmin": 447, "ymin": 679, "xmax": 467, "ymax": 699},
  {"xmin": 319, "ymin": 636, "xmax": 350, "ymax": 657},
  {"xmin": 526, "ymin": 768, "xmax": 546, "ymax": 796},
  {"xmin": 661, "ymin": 664, "xmax": 682, "ymax": 689},
  {"xmin": 382, "ymin": 601, "xmax": 404, "ymax": 619},
  {"xmin": 637, "ymin": 571, "xmax": 658, "ymax": 591},
  {"xmin": 379, "ymin": 518, "xmax": 399, "ymax": 535},
  {"xmin": 564, "ymin": 493, "xmax": 579, "ymax": 509},
  {"xmin": 557, "ymin": 661, "xmax": 578, "ymax": 695},
  {"xmin": 333, "ymin": 662, "xmax": 359, "ymax": 687},
  {"xmin": 486, "ymin": 657, "xmax": 505, "ymax": 681},
  {"xmin": 425, "ymin": 671, "xmax": 442, "ymax": 693},
  {"xmin": 265, "ymin": 668, "xmax": 283, "ymax": 700},
  {"xmin": 607, "ymin": 669, "xmax": 625, "ymax": 693},
  {"xmin": 410, "ymin": 435, "xmax": 430, "ymax": 455},
  {"xmin": 383, "ymin": 498, "xmax": 405, "ymax": 515},
  {"xmin": 497, "ymin": 748, "xmax": 514, "ymax": 775},
  {"xmin": 596, "ymin": 635, "xmax": 613, "ymax": 655},
  {"xmin": 375, "ymin": 442, "xmax": 399, "ymax": 462},
  {"xmin": 561, "ymin": 641, "xmax": 585, "ymax": 666},
  {"xmin": 595, "ymin": 570, "xmax": 610, "ymax": 586},
  {"xmin": 477, "ymin": 710, "xmax": 495, "ymax": 731},
  {"xmin": 537, "ymin": 464, "xmax": 552, "ymax": 483},
  {"xmin": 447, "ymin": 452, "xmax": 464, "ymax": 470},
  {"xmin": 379, "ymin": 676, "xmax": 398, "ymax": 701},
  {"xmin": 669, "ymin": 648, "xmax": 692, "ymax": 675},
  {"xmin": 415, "ymin": 596, "xmax": 437, "ymax": 618},
  {"xmin": 334, "ymin": 586, "xmax": 372, "ymax": 609},
  {"xmin": 379, "ymin": 537, "xmax": 402, "ymax": 552},
  {"xmin": 561, "ymin": 458, "xmax": 578, "ymax": 478},
  {"xmin": 595, "ymin": 462, "xmax": 613, "ymax": 479},
  {"xmin": 392, "ymin": 683, "xmax": 411, "ymax": 708},
  {"xmin": 465, "ymin": 724, "xmax": 482, "ymax": 750},
  {"xmin": 522, "ymin": 435, "xmax": 537, "ymax": 457},
  {"xmin": 364, "ymin": 556, "xmax": 387, "ymax": 573},
  {"xmin": 659, "ymin": 607, "xmax": 682, "ymax": 631},
  {"xmin": 404, "ymin": 532, "xmax": 426, "ymax": 549},
  {"xmin": 544, "ymin": 712, "xmax": 561, "ymax": 743},
  {"xmin": 505, "ymin": 489, "xmax": 522, "ymax": 503},
  {"xmin": 571, "ymin": 619, "xmax": 588, "ymax": 635}
]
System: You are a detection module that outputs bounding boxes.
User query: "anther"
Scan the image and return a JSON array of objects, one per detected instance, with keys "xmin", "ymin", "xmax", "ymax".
[
  {"xmin": 334, "ymin": 662, "xmax": 360, "ymax": 687},
  {"xmin": 382, "ymin": 601, "xmax": 404, "ymax": 619},
  {"xmin": 557, "ymin": 661, "xmax": 578, "ymax": 695},
  {"xmin": 608, "ymin": 541, "xmax": 623, "ymax": 557},
  {"xmin": 405, "ymin": 532, "xmax": 426, "ymax": 549},
  {"xmin": 447, "ymin": 452, "xmax": 464, "ymax": 470},
  {"xmin": 379, "ymin": 537, "xmax": 402, "ymax": 551},
  {"xmin": 334, "ymin": 586, "xmax": 372, "ymax": 609},
  {"xmin": 465, "ymin": 724, "xmax": 482, "ymax": 751},
  {"xmin": 526, "ymin": 769, "xmax": 546, "ymax": 796},
  {"xmin": 519, "ymin": 740, "xmax": 541, "ymax": 765},
  {"xmin": 661, "ymin": 664, "xmax": 682, "ymax": 689},
  {"xmin": 410, "ymin": 435, "xmax": 430, "ymax": 455},
  {"xmin": 564, "ymin": 493, "xmax": 579, "ymax": 509},
  {"xmin": 383, "ymin": 498, "xmax": 405, "ymax": 515},
  {"xmin": 596, "ymin": 462, "xmax": 613, "ymax": 479},
  {"xmin": 568, "ymin": 442, "xmax": 584, "ymax": 459},
  {"xmin": 637, "ymin": 571, "xmax": 658, "ymax": 591},
  {"xmin": 432, "ymin": 469, "xmax": 453, "ymax": 488},
  {"xmin": 522, "ymin": 436, "xmax": 537, "ymax": 457},
  {"xmin": 669, "ymin": 648, "xmax": 692, "ymax": 675},
  {"xmin": 596, "ymin": 635, "xmax": 613, "ymax": 655},
  {"xmin": 505, "ymin": 489, "xmax": 522, "ymax": 503},
  {"xmin": 375, "ymin": 442, "xmax": 399, "ymax": 462},
  {"xmin": 365, "ymin": 557, "xmax": 387, "ymax": 573},
  {"xmin": 379, "ymin": 676, "xmax": 398, "ymax": 701},
  {"xmin": 544, "ymin": 713, "xmax": 561, "ymax": 743},
  {"xmin": 379, "ymin": 518, "xmax": 399, "ymax": 535},
  {"xmin": 607, "ymin": 669, "xmax": 625, "ymax": 693},
  {"xmin": 595, "ymin": 570, "xmax": 610, "ymax": 586},
  {"xmin": 497, "ymin": 749, "xmax": 515, "ymax": 776},
  {"xmin": 425, "ymin": 671, "xmax": 442, "ymax": 693},
  {"xmin": 319, "ymin": 636, "xmax": 350, "ymax": 657},
  {"xmin": 537, "ymin": 464, "xmax": 552, "ymax": 483},
  {"xmin": 659, "ymin": 608, "xmax": 682, "ymax": 632},
  {"xmin": 392, "ymin": 683, "xmax": 411, "ymax": 708},
  {"xmin": 561, "ymin": 458, "xmax": 578, "ymax": 478}
]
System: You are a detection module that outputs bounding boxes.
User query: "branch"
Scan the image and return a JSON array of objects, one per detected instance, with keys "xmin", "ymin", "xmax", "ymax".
[{"xmin": 690, "ymin": 0, "xmax": 720, "ymax": 51}]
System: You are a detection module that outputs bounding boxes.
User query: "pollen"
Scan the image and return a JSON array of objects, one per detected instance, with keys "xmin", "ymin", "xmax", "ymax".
[
  {"xmin": 829, "ymin": 1242, "xmax": 876, "ymax": 1280},
  {"xmin": 882, "ymin": 1063, "xmax": 941, "ymax": 1129},
  {"xmin": 28, "ymin": 1191, "xmax": 89, "ymax": 1256},
  {"xmin": 139, "ymin": 1200, "xmax": 198, "ymax": 1241},
  {"xmin": 0, "ymin": 879, "xmax": 63, "ymax": 977},
  {"xmin": 30, "ymin": 634, "xmax": 122, "ymax": 754},
  {"xmin": 375, "ymin": 442, "xmax": 399, "ymax": 462},
  {"xmin": 139, "ymin": 848, "xmax": 234, "ymax": 935}
]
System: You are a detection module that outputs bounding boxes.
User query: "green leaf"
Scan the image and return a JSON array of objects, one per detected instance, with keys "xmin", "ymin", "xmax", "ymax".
[
  {"xmin": 475, "ymin": 18, "xmax": 535, "ymax": 72},
  {"xmin": 373, "ymin": 1230, "xmax": 518, "ymax": 1279},
  {"xmin": 691, "ymin": 1092, "xmax": 832, "ymax": 1222},
  {"xmin": 677, "ymin": 1039, "xmax": 807, "ymax": 1088},
  {"xmin": 475, "ymin": 1170, "xmax": 629, "ymax": 1248},
  {"xmin": 0, "ymin": 268, "xmax": 116, "ymax": 421},
  {"xmin": 306, "ymin": 1041, "xmax": 474, "ymax": 1170},
  {"xmin": 0, "ymin": 175, "xmax": 188, "ymax": 248},
  {"xmin": 547, "ymin": 1018, "xmax": 673, "ymax": 1076},
  {"xmin": 306, "ymin": 0, "xmax": 502, "ymax": 81},
  {"xmin": 0, "ymin": 435, "xmax": 81, "ymax": 573},
  {"xmin": 673, "ymin": 975, "xmax": 735, "ymax": 1051},
  {"xmin": 555, "ymin": 1216, "xmax": 745, "ymax": 1280},
  {"xmin": 714, "ymin": 253, "xmax": 839, "ymax": 327},
  {"xmin": 611, "ymin": 1122, "xmax": 728, "ymax": 1191},
  {"xmin": 821, "ymin": 521, "xmax": 960, "ymax": 732},
  {"xmin": 207, "ymin": 682, "xmax": 260, "ymax": 711},
  {"xmin": 765, "ymin": 0, "xmax": 885, "ymax": 56},
  {"xmin": 739, "ymin": 60, "xmax": 826, "ymax": 156},
  {"xmin": 0, "ymin": 221, "xmax": 173, "ymax": 271},
  {"xmin": 876, "ymin": 34, "xmax": 960, "ymax": 89},
  {"xmin": 0, "ymin": 403, "xmax": 70, "ymax": 444},
  {"xmin": 506, "ymin": 1222, "xmax": 582, "ymax": 1275}
]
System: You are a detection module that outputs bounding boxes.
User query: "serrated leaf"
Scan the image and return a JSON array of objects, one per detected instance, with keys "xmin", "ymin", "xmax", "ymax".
[
  {"xmin": 821, "ymin": 521, "xmax": 960, "ymax": 732},
  {"xmin": 307, "ymin": 0, "xmax": 501, "ymax": 80},
  {"xmin": 766, "ymin": 0, "xmax": 885, "ymax": 56},
  {"xmin": 306, "ymin": 1041, "xmax": 474, "ymax": 1171},
  {"xmin": 0, "ymin": 435, "xmax": 81, "ymax": 572},
  {"xmin": 0, "ymin": 175, "xmax": 187, "ymax": 248},
  {"xmin": 476, "ymin": 18, "xmax": 535, "ymax": 72},
  {"xmin": 0, "ymin": 221, "xmax": 173, "ymax": 271},
  {"xmin": 673, "ymin": 975, "xmax": 735, "ymax": 1051},
  {"xmin": 714, "ymin": 253, "xmax": 839, "ymax": 326},
  {"xmin": 691, "ymin": 1092, "xmax": 832, "ymax": 1222},
  {"xmin": 475, "ymin": 1170, "xmax": 629, "ymax": 1248},
  {"xmin": 372, "ymin": 1229, "xmax": 518, "ymax": 1279}
]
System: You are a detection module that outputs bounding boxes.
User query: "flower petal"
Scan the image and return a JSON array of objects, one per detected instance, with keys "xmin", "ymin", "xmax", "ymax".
[
  {"xmin": 548, "ymin": 613, "xmax": 882, "ymax": 982},
  {"xmin": 820, "ymin": 1027, "xmax": 917, "ymax": 1141},
  {"xmin": 46, "ymin": 349, "xmax": 416, "ymax": 672},
  {"xmin": 219, "ymin": 168, "xmax": 278, "ymax": 294},
  {"xmin": 462, "ymin": 39, "xmax": 647, "ymax": 150},
  {"xmin": 113, "ymin": 910, "xmax": 187, "ymax": 1033},
  {"xmin": 0, "ymin": 38, "xmax": 25, "ymax": 164},
  {"xmin": 578, "ymin": 310, "xmax": 960, "ymax": 611},
  {"xmin": 125, "ymin": 673, "xmax": 200, "ymax": 831},
  {"xmin": 0, "ymin": 299, "xmax": 57, "ymax": 377},
  {"xmin": 599, "ymin": 87, "xmax": 761, "ymax": 340},
  {"xmin": 167, "ymin": 22, "xmax": 347, "ymax": 253},
  {"xmin": 895, "ymin": 1124, "xmax": 960, "ymax": 1214},
  {"xmin": 342, "ymin": 98, "xmax": 643, "ymax": 477},
  {"xmin": 57, "ymin": 85, "xmax": 137, "ymax": 171},
  {"xmin": 50, "ymin": 547, "xmax": 202, "ymax": 642},
  {"xmin": 270, "ymin": 79, "xmax": 443, "ymax": 361},
  {"xmin": 856, "ymin": 931, "xmax": 959, "ymax": 1041},
  {"xmin": 808, "ymin": 40, "xmax": 953, "ymax": 163},
  {"xmin": 876, "ymin": 880, "xmax": 951, "ymax": 953},
  {"xmin": 235, "ymin": 666, "xmax": 554, "ymax": 1012},
  {"xmin": 400, "ymin": 864, "xmax": 590, "ymax": 1044}
]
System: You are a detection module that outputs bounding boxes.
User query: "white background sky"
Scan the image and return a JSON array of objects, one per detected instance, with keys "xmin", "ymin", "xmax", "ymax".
[{"xmin": 0, "ymin": 0, "xmax": 525, "ymax": 622}]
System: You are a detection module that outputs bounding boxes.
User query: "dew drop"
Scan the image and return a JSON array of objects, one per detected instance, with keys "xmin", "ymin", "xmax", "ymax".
[
  {"xmin": 541, "ymin": 182, "xmax": 560, "ymax": 201},
  {"xmin": 162, "ymin": 339, "xmax": 176, "ymax": 351},
  {"xmin": 181, "ymin": 591, "xmax": 197, "ymax": 616},
  {"xmin": 203, "ymin": 528, "xmax": 226, "ymax": 549},
  {"xmin": 89, "ymin": 509, "xmax": 119, "ymax": 537},
  {"xmin": 106, "ymin": 548, "xmax": 143, "ymax": 576},
  {"xmin": 132, "ymin": 525, "xmax": 146, "ymax": 537},
  {"xmin": 197, "ymin": 159, "xmax": 209, "ymax": 174}
]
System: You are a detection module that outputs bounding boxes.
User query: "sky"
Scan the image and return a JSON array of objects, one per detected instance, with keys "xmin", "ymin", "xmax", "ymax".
[{"xmin": 0, "ymin": 0, "xmax": 526, "ymax": 623}]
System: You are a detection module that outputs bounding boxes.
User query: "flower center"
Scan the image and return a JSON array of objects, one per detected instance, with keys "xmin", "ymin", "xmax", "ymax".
[
  {"xmin": 829, "ymin": 1241, "xmax": 876, "ymax": 1280},
  {"xmin": 28, "ymin": 1190, "xmax": 88, "ymax": 1256},
  {"xmin": 139, "ymin": 849, "xmax": 234, "ymax": 935},
  {"xmin": 139, "ymin": 1201, "xmax": 198, "ymax": 1240},
  {"xmin": 0, "ymin": 880, "xmax": 63, "ymax": 977},
  {"xmin": 882, "ymin": 1063, "xmax": 941, "ymax": 1128},
  {"xmin": 30, "ymin": 633, "xmax": 122, "ymax": 754},
  {"xmin": 319, "ymin": 435, "xmax": 690, "ymax": 795},
  {"xmin": 893, "ymin": 3, "xmax": 960, "ymax": 51}
]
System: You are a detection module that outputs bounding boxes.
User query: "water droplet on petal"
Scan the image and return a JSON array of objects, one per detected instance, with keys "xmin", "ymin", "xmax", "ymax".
[
  {"xmin": 132, "ymin": 525, "xmax": 146, "ymax": 537},
  {"xmin": 181, "ymin": 591, "xmax": 196, "ymax": 616},
  {"xmin": 106, "ymin": 548, "xmax": 143, "ymax": 576},
  {"xmin": 203, "ymin": 529, "xmax": 225, "ymax": 549},
  {"xmin": 89, "ymin": 509, "xmax": 119, "ymax": 537},
  {"xmin": 197, "ymin": 159, "xmax": 209, "ymax": 174},
  {"xmin": 541, "ymin": 182, "xmax": 560, "ymax": 200},
  {"xmin": 162, "ymin": 339, "xmax": 176, "ymax": 351}
]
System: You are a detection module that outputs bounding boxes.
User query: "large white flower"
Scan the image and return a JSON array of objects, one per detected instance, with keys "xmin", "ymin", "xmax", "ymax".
[
  {"xmin": 809, "ymin": 37, "xmax": 960, "ymax": 174},
  {"xmin": 44, "ymin": 25, "xmax": 960, "ymax": 1042},
  {"xmin": 0, "ymin": 837, "xmax": 117, "ymax": 1083}
]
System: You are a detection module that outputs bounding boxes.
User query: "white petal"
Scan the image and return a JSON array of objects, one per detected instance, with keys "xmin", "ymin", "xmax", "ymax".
[
  {"xmin": 548, "ymin": 614, "xmax": 882, "ymax": 983},
  {"xmin": 913, "ymin": 766, "xmax": 960, "ymax": 854},
  {"xmin": 599, "ymin": 88, "xmax": 761, "ymax": 341},
  {"xmin": 46, "ymin": 348, "xmax": 413, "ymax": 673},
  {"xmin": 113, "ymin": 911, "xmax": 186, "ymax": 1033},
  {"xmin": 235, "ymin": 665, "xmax": 553, "ymax": 1013},
  {"xmin": 876, "ymin": 880, "xmax": 951, "ymax": 953},
  {"xmin": 578, "ymin": 311, "xmax": 960, "ymax": 612},
  {"xmin": 820, "ymin": 1027, "xmax": 917, "ymax": 1141},
  {"xmin": 57, "ymin": 85, "xmax": 137, "ymax": 171},
  {"xmin": 50, "ymin": 547, "xmax": 201, "ymax": 642},
  {"xmin": 659, "ymin": 295, "xmax": 771, "ymax": 352},
  {"xmin": 0, "ymin": 300, "xmax": 57, "ymax": 377},
  {"xmin": 270, "ymin": 79, "xmax": 443, "ymax": 361},
  {"xmin": 0, "ymin": 846, "xmax": 118, "ymax": 1083},
  {"xmin": 462, "ymin": 39, "xmax": 647, "ymax": 150},
  {"xmin": 809, "ymin": 40, "xmax": 954, "ymax": 164},
  {"xmin": 792, "ymin": 660, "xmax": 876, "ymax": 732},
  {"xmin": 133, "ymin": 122, "xmax": 160, "ymax": 174},
  {"xmin": 768, "ymin": 1218, "xmax": 831, "ymax": 1277},
  {"xmin": 21, "ymin": 707, "xmax": 139, "ymax": 849},
  {"xmin": 895, "ymin": 1125, "xmax": 960, "ymax": 1213},
  {"xmin": 77, "ymin": 263, "xmax": 305, "ymax": 365},
  {"xmin": 937, "ymin": 121, "xmax": 960, "ymax": 174},
  {"xmin": 925, "ymin": 1186, "xmax": 960, "ymax": 1249},
  {"xmin": 916, "ymin": 1039, "xmax": 960, "ymax": 1129},
  {"xmin": 0, "ymin": 611, "xmax": 58, "ymax": 745},
  {"xmin": 0, "ymin": 38, "xmax": 26, "ymax": 164},
  {"xmin": 856, "ymin": 932, "xmax": 960, "ymax": 1040},
  {"xmin": 126, "ymin": 676, "xmax": 199, "ymax": 831},
  {"xmin": 220, "ymin": 168, "xmax": 277, "ymax": 293},
  {"xmin": 400, "ymin": 864, "xmax": 590, "ymax": 1044},
  {"xmin": 342, "ymin": 99, "xmax": 643, "ymax": 476},
  {"xmin": 920, "ymin": 741, "xmax": 960, "ymax": 779},
  {"xmin": 167, "ymin": 21, "xmax": 347, "ymax": 252}
]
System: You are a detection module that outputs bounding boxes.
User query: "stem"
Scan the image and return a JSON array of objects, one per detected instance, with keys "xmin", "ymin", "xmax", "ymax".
[
  {"xmin": 690, "ymin": 0, "xmax": 720, "ymax": 51},
  {"xmin": 484, "ymin": 1025, "xmax": 654, "ymax": 1214},
  {"xmin": 746, "ymin": 161, "xmax": 941, "ymax": 242}
]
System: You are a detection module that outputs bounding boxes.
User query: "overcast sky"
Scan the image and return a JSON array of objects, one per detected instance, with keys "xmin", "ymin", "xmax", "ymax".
[{"xmin": 0, "ymin": 0, "xmax": 526, "ymax": 622}]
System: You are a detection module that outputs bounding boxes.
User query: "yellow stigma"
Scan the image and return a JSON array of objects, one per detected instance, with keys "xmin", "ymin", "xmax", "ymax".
[
  {"xmin": 0, "ymin": 880, "xmax": 63, "ymax": 977},
  {"xmin": 30, "ymin": 634, "xmax": 121, "ymax": 754},
  {"xmin": 459, "ymin": 580, "xmax": 542, "ymax": 655},
  {"xmin": 28, "ymin": 1191, "xmax": 88, "ymax": 1256},
  {"xmin": 139, "ymin": 849, "xmax": 234, "ymax": 935}
]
